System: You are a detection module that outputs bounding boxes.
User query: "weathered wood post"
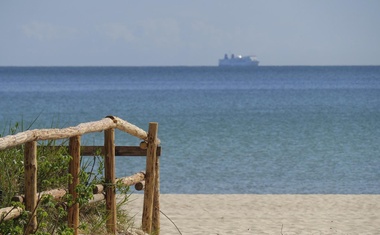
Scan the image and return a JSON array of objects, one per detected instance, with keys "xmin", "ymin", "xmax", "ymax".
[
  {"xmin": 104, "ymin": 128, "xmax": 116, "ymax": 234},
  {"xmin": 142, "ymin": 122, "xmax": 159, "ymax": 234},
  {"xmin": 153, "ymin": 142, "xmax": 160, "ymax": 233},
  {"xmin": 68, "ymin": 136, "xmax": 81, "ymax": 235},
  {"xmin": 24, "ymin": 141, "xmax": 38, "ymax": 235}
]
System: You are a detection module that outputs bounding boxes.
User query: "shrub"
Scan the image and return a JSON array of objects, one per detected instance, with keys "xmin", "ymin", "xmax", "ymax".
[{"xmin": 0, "ymin": 122, "xmax": 131, "ymax": 234}]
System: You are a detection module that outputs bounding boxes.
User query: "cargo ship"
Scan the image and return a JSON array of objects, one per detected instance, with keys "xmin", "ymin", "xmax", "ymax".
[{"xmin": 218, "ymin": 53, "xmax": 259, "ymax": 67}]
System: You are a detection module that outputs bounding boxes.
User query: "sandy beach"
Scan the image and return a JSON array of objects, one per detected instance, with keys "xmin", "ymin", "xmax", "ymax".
[{"xmin": 125, "ymin": 194, "xmax": 380, "ymax": 235}]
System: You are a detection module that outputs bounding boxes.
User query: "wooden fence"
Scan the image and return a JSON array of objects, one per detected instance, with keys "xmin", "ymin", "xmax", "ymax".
[{"xmin": 0, "ymin": 116, "xmax": 161, "ymax": 235}]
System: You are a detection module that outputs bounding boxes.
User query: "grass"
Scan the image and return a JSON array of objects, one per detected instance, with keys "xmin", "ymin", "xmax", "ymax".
[{"xmin": 0, "ymin": 120, "xmax": 133, "ymax": 234}]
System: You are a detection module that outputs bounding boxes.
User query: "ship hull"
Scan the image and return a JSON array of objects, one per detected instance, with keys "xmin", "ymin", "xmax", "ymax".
[{"xmin": 218, "ymin": 59, "xmax": 259, "ymax": 67}]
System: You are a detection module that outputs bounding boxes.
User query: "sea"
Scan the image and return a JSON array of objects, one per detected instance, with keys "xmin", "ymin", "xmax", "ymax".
[{"xmin": 0, "ymin": 66, "xmax": 379, "ymax": 194}]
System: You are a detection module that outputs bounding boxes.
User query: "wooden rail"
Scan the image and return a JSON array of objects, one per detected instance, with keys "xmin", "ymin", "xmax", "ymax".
[
  {"xmin": 0, "ymin": 116, "xmax": 160, "ymax": 150},
  {"xmin": 0, "ymin": 116, "xmax": 161, "ymax": 235}
]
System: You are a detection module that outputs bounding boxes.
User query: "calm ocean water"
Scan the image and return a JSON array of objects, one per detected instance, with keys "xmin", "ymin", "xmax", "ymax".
[{"xmin": 0, "ymin": 66, "xmax": 379, "ymax": 194}]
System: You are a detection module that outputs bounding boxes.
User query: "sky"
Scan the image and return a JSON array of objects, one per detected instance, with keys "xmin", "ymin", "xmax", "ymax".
[{"xmin": 1, "ymin": 0, "xmax": 380, "ymax": 66}]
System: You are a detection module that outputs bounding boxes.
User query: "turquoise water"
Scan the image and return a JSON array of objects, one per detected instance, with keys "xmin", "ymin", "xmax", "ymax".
[{"xmin": 0, "ymin": 66, "xmax": 379, "ymax": 193}]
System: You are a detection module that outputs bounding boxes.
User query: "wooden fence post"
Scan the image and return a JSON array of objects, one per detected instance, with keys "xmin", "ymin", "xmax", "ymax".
[
  {"xmin": 153, "ymin": 142, "xmax": 160, "ymax": 234},
  {"xmin": 104, "ymin": 128, "xmax": 116, "ymax": 234},
  {"xmin": 24, "ymin": 141, "xmax": 37, "ymax": 235},
  {"xmin": 68, "ymin": 135, "xmax": 81, "ymax": 235},
  {"xmin": 142, "ymin": 122, "xmax": 159, "ymax": 234}
]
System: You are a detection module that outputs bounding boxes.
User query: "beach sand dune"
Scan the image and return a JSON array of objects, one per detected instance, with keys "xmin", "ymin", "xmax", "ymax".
[{"xmin": 125, "ymin": 194, "xmax": 379, "ymax": 235}]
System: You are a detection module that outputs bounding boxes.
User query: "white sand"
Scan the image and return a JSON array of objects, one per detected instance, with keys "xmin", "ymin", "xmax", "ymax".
[{"xmin": 125, "ymin": 194, "xmax": 380, "ymax": 235}]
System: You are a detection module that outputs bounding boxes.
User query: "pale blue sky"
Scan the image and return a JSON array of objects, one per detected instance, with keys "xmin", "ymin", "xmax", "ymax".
[{"xmin": 1, "ymin": 0, "xmax": 380, "ymax": 66}]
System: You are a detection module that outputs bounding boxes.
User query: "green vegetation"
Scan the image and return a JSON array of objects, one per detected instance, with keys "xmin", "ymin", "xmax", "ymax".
[{"xmin": 0, "ymin": 122, "xmax": 132, "ymax": 234}]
